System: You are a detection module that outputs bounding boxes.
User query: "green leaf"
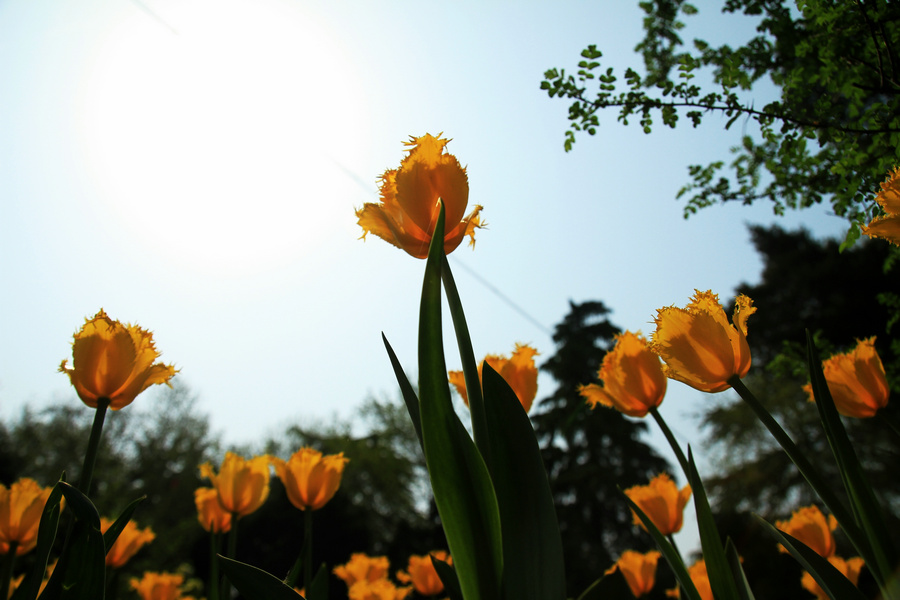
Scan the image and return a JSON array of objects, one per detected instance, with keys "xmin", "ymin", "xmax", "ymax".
[
  {"xmin": 481, "ymin": 364, "xmax": 566, "ymax": 600},
  {"xmin": 382, "ymin": 333, "xmax": 423, "ymax": 451},
  {"xmin": 417, "ymin": 205, "xmax": 503, "ymax": 600},
  {"xmin": 218, "ymin": 556, "xmax": 304, "ymax": 600},
  {"xmin": 621, "ymin": 492, "xmax": 701, "ymax": 600},
  {"xmin": 13, "ymin": 478, "xmax": 65, "ymax": 600},
  {"xmin": 756, "ymin": 518, "xmax": 868, "ymax": 600},
  {"xmin": 101, "ymin": 496, "xmax": 146, "ymax": 554},
  {"xmin": 687, "ymin": 450, "xmax": 741, "ymax": 600},
  {"xmin": 305, "ymin": 564, "xmax": 329, "ymax": 600},
  {"xmin": 806, "ymin": 332, "xmax": 896, "ymax": 588},
  {"xmin": 432, "ymin": 555, "xmax": 463, "ymax": 600},
  {"xmin": 724, "ymin": 539, "xmax": 755, "ymax": 600},
  {"xmin": 574, "ymin": 569, "xmax": 633, "ymax": 600}
]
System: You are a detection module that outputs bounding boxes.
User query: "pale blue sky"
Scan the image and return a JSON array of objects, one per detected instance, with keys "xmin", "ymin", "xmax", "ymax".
[{"xmin": 0, "ymin": 0, "xmax": 846, "ymax": 503}]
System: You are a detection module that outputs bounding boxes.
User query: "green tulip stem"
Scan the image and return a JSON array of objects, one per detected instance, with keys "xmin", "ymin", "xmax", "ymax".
[
  {"xmin": 0, "ymin": 543, "xmax": 18, "ymax": 600},
  {"xmin": 208, "ymin": 531, "xmax": 220, "ymax": 600},
  {"xmin": 78, "ymin": 398, "xmax": 110, "ymax": 494},
  {"xmin": 303, "ymin": 508, "xmax": 313, "ymax": 592},
  {"xmin": 667, "ymin": 534, "xmax": 684, "ymax": 564},
  {"xmin": 650, "ymin": 407, "xmax": 689, "ymax": 478},
  {"xmin": 221, "ymin": 513, "xmax": 239, "ymax": 600}
]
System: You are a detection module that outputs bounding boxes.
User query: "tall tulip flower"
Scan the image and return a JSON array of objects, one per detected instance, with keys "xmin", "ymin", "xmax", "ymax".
[
  {"xmin": 356, "ymin": 133, "xmax": 484, "ymax": 258},
  {"xmin": 862, "ymin": 166, "xmax": 900, "ymax": 245},
  {"xmin": 199, "ymin": 452, "xmax": 271, "ymax": 518},
  {"xmin": 605, "ymin": 550, "xmax": 661, "ymax": 597},
  {"xmin": 650, "ymin": 290, "xmax": 756, "ymax": 393},
  {"xmin": 59, "ymin": 309, "xmax": 177, "ymax": 410},
  {"xmin": 775, "ymin": 505, "xmax": 838, "ymax": 558},
  {"xmin": 808, "ymin": 337, "xmax": 890, "ymax": 418},
  {"xmin": 580, "ymin": 331, "xmax": 666, "ymax": 417},
  {"xmin": 101, "ymin": 518, "xmax": 155, "ymax": 568},
  {"xmin": 624, "ymin": 473, "xmax": 692, "ymax": 535},
  {"xmin": 448, "ymin": 343, "xmax": 539, "ymax": 412},
  {"xmin": 194, "ymin": 487, "xmax": 232, "ymax": 533},
  {"xmin": 270, "ymin": 448, "xmax": 348, "ymax": 511},
  {"xmin": 396, "ymin": 551, "xmax": 450, "ymax": 596},
  {"xmin": 0, "ymin": 478, "xmax": 53, "ymax": 556}
]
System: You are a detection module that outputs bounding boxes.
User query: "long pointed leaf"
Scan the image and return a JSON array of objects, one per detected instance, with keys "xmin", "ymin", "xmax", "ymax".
[
  {"xmin": 383, "ymin": 333, "xmax": 423, "ymax": 451},
  {"xmin": 724, "ymin": 539, "xmax": 755, "ymax": 600},
  {"xmin": 806, "ymin": 331, "xmax": 896, "ymax": 587},
  {"xmin": 218, "ymin": 556, "xmax": 304, "ymax": 600},
  {"xmin": 432, "ymin": 555, "xmax": 463, "ymax": 600},
  {"xmin": 418, "ymin": 205, "xmax": 502, "ymax": 600},
  {"xmin": 101, "ymin": 496, "xmax": 146, "ymax": 553},
  {"xmin": 13, "ymin": 478, "xmax": 65, "ymax": 600},
  {"xmin": 574, "ymin": 569, "xmax": 633, "ymax": 600},
  {"xmin": 481, "ymin": 364, "xmax": 566, "ymax": 600}
]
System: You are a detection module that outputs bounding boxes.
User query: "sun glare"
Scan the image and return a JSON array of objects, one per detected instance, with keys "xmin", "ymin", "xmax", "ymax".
[{"xmin": 79, "ymin": 0, "xmax": 368, "ymax": 275}]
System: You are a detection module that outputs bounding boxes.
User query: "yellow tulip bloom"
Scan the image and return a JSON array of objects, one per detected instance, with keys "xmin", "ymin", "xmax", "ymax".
[
  {"xmin": 651, "ymin": 290, "xmax": 755, "ymax": 393},
  {"xmin": 356, "ymin": 134, "xmax": 484, "ymax": 259},
  {"xmin": 0, "ymin": 478, "xmax": 54, "ymax": 556},
  {"xmin": 101, "ymin": 518, "xmax": 155, "ymax": 568},
  {"xmin": 580, "ymin": 331, "xmax": 667, "ymax": 418},
  {"xmin": 333, "ymin": 553, "xmax": 391, "ymax": 587},
  {"xmin": 605, "ymin": 550, "xmax": 661, "ymax": 598},
  {"xmin": 270, "ymin": 447, "xmax": 348, "ymax": 511},
  {"xmin": 808, "ymin": 337, "xmax": 889, "ymax": 418},
  {"xmin": 396, "ymin": 551, "xmax": 450, "ymax": 596},
  {"xmin": 862, "ymin": 166, "xmax": 900, "ymax": 245},
  {"xmin": 776, "ymin": 505, "xmax": 838, "ymax": 557},
  {"xmin": 801, "ymin": 556, "xmax": 864, "ymax": 600},
  {"xmin": 193, "ymin": 487, "xmax": 232, "ymax": 533},
  {"xmin": 624, "ymin": 473, "xmax": 691, "ymax": 535},
  {"xmin": 449, "ymin": 343, "xmax": 539, "ymax": 412},
  {"xmin": 199, "ymin": 452, "xmax": 271, "ymax": 518},
  {"xmin": 59, "ymin": 309, "xmax": 177, "ymax": 410},
  {"xmin": 130, "ymin": 572, "xmax": 196, "ymax": 600}
]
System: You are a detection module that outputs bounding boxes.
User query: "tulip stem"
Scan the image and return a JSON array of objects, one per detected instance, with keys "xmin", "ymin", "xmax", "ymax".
[
  {"xmin": 650, "ymin": 407, "xmax": 689, "ymax": 478},
  {"xmin": 208, "ymin": 531, "xmax": 220, "ymax": 600},
  {"xmin": 78, "ymin": 398, "xmax": 110, "ymax": 494},
  {"xmin": 221, "ymin": 513, "xmax": 238, "ymax": 600},
  {"xmin": 303, "ymin": 508, "xmax": 313, "ymax": 593},
  {"xmin": 0, "ymin": 543, "xmax": 18, "ymax": 600}
]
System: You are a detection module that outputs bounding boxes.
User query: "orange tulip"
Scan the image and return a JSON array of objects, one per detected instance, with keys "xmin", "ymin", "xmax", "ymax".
[
  {"xmin": 59, "ymin": 309, "xmax": 177, "ymax": 410},
  {"xmin": 448, "ymin": 344, "xmax": 539, "ymax": 412},
  {"xmin": 651, "ymin": 290, "xmax": 755, "ymax": 393},
  {"xmin": 775, "ymin": 505, "xmax": 838, "ymax": 557},
  {"xmin": 101, "ymin": 517, "xmax": 155, "ymax": 568},
  {"xmin": 348, "ymin": 579, "xmax": 411, "ymax": 600},
  {"xmin": 801, "ymin": 556, "xmax": 865, "ymax": 599},
  {"xmin": 667, "ymin": 560, "xmax": 712, "ymax": 600},
  {"xmin": 271, "ymin": 448, "xmax": 348, "ymax": 511},
  {"xmin": 807, "ymin": 337, "xmax": 890, "ymax": 418},
  {"xmin": 862, "ymin": 166, "xmax": 900, "ymax": 245},
  {"xmin": 580, "ymin": 331, "xmax": 667, "ymax": 417},
  {"xmin": 624, "ymin": 473, "xmax": 692, "ymax": 535},
  {"xmin": 356, "ymin": 134, "xmax": 484, "ymax": 259},
  {"xmin": 333, "ymin": 553, "xmax": 391, "ymax": 587},
  {"xmin": 194, "ymin": 487, "xmax": 232, "ymax": 533},
  {"xmin": 199, "ymin": 452, "xmax": 271, "ymax": 518},
  {"xmin": 396, "ymin": 551, "xmax": 450, "ymax": 596},
  {"xmin": 605, "ymin": 550, "xmax": 661, "ymax": 597},
  {"xmin": 130, "ymin": 572, "xmax": 196, "ymax": 600},
  {"xmin": 0, "ymin": 478, "xmax": 54, "ymax": 556}
]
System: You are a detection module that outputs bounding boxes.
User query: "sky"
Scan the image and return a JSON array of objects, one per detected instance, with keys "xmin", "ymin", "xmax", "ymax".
[{"xmin": 0, "ymin": 0, "xmax": 849, "ymax": 537}]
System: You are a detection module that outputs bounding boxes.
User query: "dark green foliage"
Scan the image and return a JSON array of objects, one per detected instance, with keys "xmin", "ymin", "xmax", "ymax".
[
  {"xmin": 542, "ymin": 1, "xmax": 900, "ymax": 234},
  {"xmin": 532, "ymin": 300, "xmax": 671, "ymax": 598}
]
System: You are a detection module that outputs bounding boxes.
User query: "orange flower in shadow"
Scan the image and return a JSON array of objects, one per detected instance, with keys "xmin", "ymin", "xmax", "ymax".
[
  {"xmin": 624, "ymin": 473, "xmax": 692, "ymax": 535},
  {"xmin": 449, "ymin": 344, "xmax": 538, "ymax": 412},
  {"xmin": 0, "ymin": 478, "xmax": 54, "ymax": 556},
  {"xmin": 396, "ymin": 551, "xmax": 450, "ymax": 596},
  {"xmin": 199, "ymin": 452, "xmax": 271, "ymax": 518},
  {"xmin": 605, "ymin": 550, "xmax": 661, "ymax": 597},
  {"xmin": 862, "ymin": 166, "xmax": 900, "ymax": 245},
  {"xmin": 101, "ymin": 518, "xmax": 155, "ymax": 568},
  {"xmin": 806, "ymin": 337, "xmax": 889, "ymax": 418},
  {"xmin": 270, "ymin": 448, "xmax": 348, "ymax": 511},
  {"xmin": 776, "ymin": 505, "xmax": 838, "ymax": 557},
  {"xmin": 580, "ymin": 331, "xmax": 666, "ymax": 417}
]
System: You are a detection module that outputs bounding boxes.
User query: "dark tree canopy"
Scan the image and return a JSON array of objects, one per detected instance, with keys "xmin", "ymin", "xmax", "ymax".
[
  {"xmin": 543, "ymin": 1, "xmax": 900, "ymax": 242},
  {"xmin": 532, "ymin": 300, "xmax": 671, "ymax": 597}
]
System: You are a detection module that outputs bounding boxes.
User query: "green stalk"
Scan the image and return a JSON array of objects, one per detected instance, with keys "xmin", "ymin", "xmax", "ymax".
[
  {"xmin": 221, "ymin": 513, "xmax": 239, "ymax": 600},
  {"xmin": 78, "ymin": 398, "xmax": 110, "ymax": 494},
  {"xmin": 650, "ymin": 407, "xmax": 689, "ymax": 477},
  {"xmin": 208, "ymin": 531, "xmax": 220, "ymax": 600},
  {"xmin": 302, "ymin": 508, "xmax": 313, "ymax": 593},
  {"xmin": 0, "ymin": 543, "xmax": 19, "ymax": 600}
]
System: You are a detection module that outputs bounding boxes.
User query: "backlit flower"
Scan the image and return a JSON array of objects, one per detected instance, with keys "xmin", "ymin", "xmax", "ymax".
[
  {"xmin": 199, "ymin": 452, "xmax": 271, "ymax": 518},
  {"xmin": 580, "ymin": 331, "xmax": 667, "ymax": 417},
  {"xmin": 776, "ymin": 505, "xmax": 838, "ymax": 557},
  {"xmin": 356, "ymin": 134, "xmax": 484, "ymax": 259},
  {"xmin": 605, "ymin": 550, "xmax": 661, "ymax": 597},
  {"xmin": 862, "ymin": 166, "xmax": 900, "ymax": 245},
  {"xmin": 396, "ymin": 551, "xmax": 450, "ymax": 596},
  {"xmin": 807, "ymin": 337, "xmax": 889, "ymax": 418},
  {"xmin": 101, "ymin": 518, "xmax": 155, "ymax": 568},
  {"xmin": 801, "ymin": 556, "xmax": 865, "ymax": 599},
  {"xmin": 130, "ymin": 572, "xmax": 196, "ymax": 600},
  {"xmin": 667, "ymin": 560, "xmax": 712, "ymax": 600},
  {"xmin": 624, "ymin": 473, "xmax": 691, "ymax": 535},
  {"xmin": 650, "ymin": 290, "xmax": 755, "ymax": 393},
  {"xmin": 0, "ymin": 478, "xmax": 54, "ymax": 555},
  {"xmin": 271, "ymin": 448, "xmax": 348, "ymax": 511},
  {"xmin": 448, "ymin": 344, "xmax": 539, "ymax": 412},
  {"xmin": 333, "ymin": 554, "xmax": 390, "ymax": 587},
  {"xmin": 348, "ymin": 579, "xmax": 411, "ymax": 600},
  {"xmin": 59, "ymin": 309, "xmax": 177, "ymax": 410},
  {"xmin": 194, "ymin": 487, "xmax": 232, "ymax": 533}
]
